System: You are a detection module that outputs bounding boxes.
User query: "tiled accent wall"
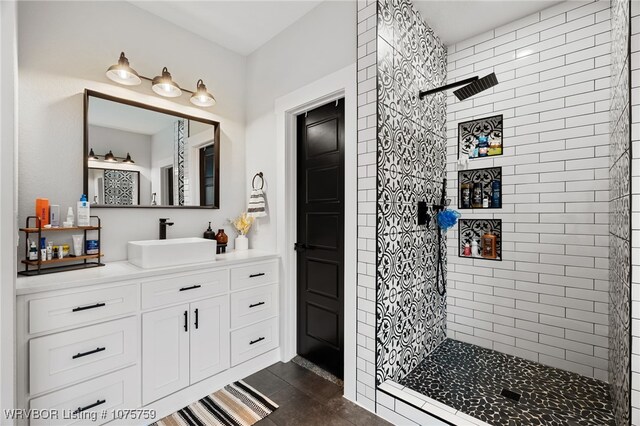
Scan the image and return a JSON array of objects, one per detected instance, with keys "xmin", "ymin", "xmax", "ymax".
[
  {"xmin": 610, "ymin": 0, "xmax": 631, "ymax": 423},
  {"xmin": 445, "ymin": 0, "xmax": 613, "ymax": 381},
  {"xmin": 356, "ymin": 0, "xmax": 379, "ymax": 411},
  {"xmin": 630, "ymin": 1, "xmax": 640, "ymax": 423},
  {"xmin": 376, "ymin": 0, "xmax": 447, "ymax": 384}
]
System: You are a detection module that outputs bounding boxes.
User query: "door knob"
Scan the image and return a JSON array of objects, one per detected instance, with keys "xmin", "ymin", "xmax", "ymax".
[{"xmin": 294, "ymin": 242, "xmax": 307, "ymax": 252}]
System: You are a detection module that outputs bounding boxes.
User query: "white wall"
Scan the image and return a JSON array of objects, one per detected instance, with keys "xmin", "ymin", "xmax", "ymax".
[
  {"xmin": 0, "ymin": 0, "xmax": 17, "ymax": 417},
  {"xmin": 446, "ymin": 0, "xmax": 611, "ymax": 380},
  {"xmin": 244, "ymin": 0, "xmax": 357, "ymax": 250},
  {"xmin": 17, "ymin": 1, "xmax": 247, "ymax": 261}
]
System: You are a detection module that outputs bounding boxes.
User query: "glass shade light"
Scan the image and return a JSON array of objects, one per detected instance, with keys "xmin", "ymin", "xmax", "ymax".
[
  {"xmin": 88, "ymin": 148, "xmax": 99, "ymax": 160},
  {"xmin": 106, "ymin": 52, "xmax": 141, "ymax": 86},
  {"xmin": 152, "ymin": 67, "xmax": 182, "ymax": 98},
  {"xmin": 104, "ymin": 151, "xmax": 117, "ymax": 162},
  {"xmin": 190, "ymin": 79, "xmax": 216, "ymax": 107},
  {"xmin": 123, "ymin": 153, "xmax": 135, "ymax": 164}
]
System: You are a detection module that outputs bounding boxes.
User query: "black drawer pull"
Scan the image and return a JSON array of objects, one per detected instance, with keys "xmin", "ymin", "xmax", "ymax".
[
  {"xmin": 72, "ymin": 302, "xmax": 106, "ymax": 312},
  {"xmin": 179, "ymin": 285, "xmax": 202, "ymax": 292},
  {"xmin": 184, "ymin": 310, "xmax": 188, "ymax": 332},
  {"xmin": 249, "ymin": 273, "xmax": 265, "ymax": 278},
  {"xmin": 250, "ymin": 337, "xmax": 265, "ymax": 345},
  {"xmin": 72, "ymin": 347, "xmax": 106, "ymax": 359},
  {"xmin": 194, "ymin": 308, "xmax": 199, "ymax": 329},
  {"xmin": 249, "ymin": 302, "xmax": 265, "ymax": 308},
  {"xmin": 73, "ymin": 399, "xmax": 106, "ymax": 414}
]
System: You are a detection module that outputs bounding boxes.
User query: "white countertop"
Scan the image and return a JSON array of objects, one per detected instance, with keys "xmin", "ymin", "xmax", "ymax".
[{"xmin": 16, "ymin": 249, "xmax": 279, "ymax": 295}]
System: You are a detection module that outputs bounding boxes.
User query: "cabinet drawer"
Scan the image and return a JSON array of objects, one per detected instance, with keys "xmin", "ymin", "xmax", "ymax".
[
  {"xmin": 30, "ymin": 366, "xmax": 140, "ymax": 426},
  {"xmin": 230, "ymin": 317, "xmax": 278, "ymax": 366},
  {"xmin": 230, "ymin": 260, "xmax": 278, "ymax": 291},
  {"xmin": 30, "ymin": 317, "xmax": 137, "ymax": 395},
  {"xmin": 141, "ymin": 270, "xmax": 228, "ymax": 310},
  {"xmin": 230, "ymin": 284, "xmax": 278, "ymax": 329},
  {"xmin": 29, "ymin": 284, "xmax": 138, "ymax": 334}
]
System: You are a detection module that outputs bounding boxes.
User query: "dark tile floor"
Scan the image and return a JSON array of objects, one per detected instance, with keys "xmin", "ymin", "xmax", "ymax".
[
  {"xmin": 398, "ymin": 339, "xmax": 616, "ymax": 426},
  {"xmin": 245, "ymin": 361, "xmax": 391, "ymax": 426}
]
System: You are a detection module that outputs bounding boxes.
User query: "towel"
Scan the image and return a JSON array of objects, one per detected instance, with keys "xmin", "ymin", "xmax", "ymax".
[{"xmin": 247, "ymin": 188, "xmax": 267, "ymax": 218}]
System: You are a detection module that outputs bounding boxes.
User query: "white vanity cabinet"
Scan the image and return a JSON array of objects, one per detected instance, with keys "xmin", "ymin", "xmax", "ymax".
[
  {"xmin": 16, "ymin": 251, "xmax": 280, "ymax": 426},
  {"xmin": 142, "ymin": 295, "xmax": 230, "ymax": 404}
]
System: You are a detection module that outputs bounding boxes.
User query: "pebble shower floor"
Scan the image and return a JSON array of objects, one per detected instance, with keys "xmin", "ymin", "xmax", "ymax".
[{"xmin": 398, "ymin": 339, "xmax": 615, "ymax": 425}]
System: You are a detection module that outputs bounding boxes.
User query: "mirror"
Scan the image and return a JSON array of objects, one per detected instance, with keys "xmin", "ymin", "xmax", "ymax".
[{"xmin": 83, "ymin": 90, "xmax": 220, "ymax": 208}]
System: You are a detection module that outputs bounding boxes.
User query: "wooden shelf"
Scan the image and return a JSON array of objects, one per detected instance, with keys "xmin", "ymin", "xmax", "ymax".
[
  {"xmin": 21, "ymin": 254, "xmax": 103, "ymax": 266},
  {"xmin": 20, "ymin": 226, "xmax": 101, "ymax": 233}
]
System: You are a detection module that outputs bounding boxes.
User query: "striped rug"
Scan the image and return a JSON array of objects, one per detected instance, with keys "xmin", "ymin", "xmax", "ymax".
[{"xmin": 150, "ymin": 381, "xmax": 278, "ymax": 426}]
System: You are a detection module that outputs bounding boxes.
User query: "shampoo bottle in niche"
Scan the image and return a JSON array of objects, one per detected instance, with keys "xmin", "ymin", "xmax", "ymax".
[
  {"xmin": 471, "ymin": 239, "xmax": 480, "ymax": 257},
  {"xmin": 77, "ymin": 194, "xmax": 90, "ymax": 227}
]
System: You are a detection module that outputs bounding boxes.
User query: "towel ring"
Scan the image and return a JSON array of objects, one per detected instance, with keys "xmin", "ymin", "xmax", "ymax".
[{"xmin": 252, "ymin": 172, "xmax": 264, "ymax": 190}]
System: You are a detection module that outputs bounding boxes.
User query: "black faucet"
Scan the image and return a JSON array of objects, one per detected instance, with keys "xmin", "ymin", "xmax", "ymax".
[{"xmin": 159, "ymin": 218, "xmax": 174, "ymax": 240}]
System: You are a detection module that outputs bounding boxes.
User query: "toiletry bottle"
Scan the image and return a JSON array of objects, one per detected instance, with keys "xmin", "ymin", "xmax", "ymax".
[
  {"xmin": 203, "ymin": 222, "xmax": 216, "ymax": 240},
  {"xmin": 40, "ymin": 238, "xmax": 47, "ymax": 260},
  {"xmin": 482, "ymin": 196, "xmax": 489, "ymax": 208},
  {"xmin": 482, "ymin": 233, "xmax": 497, "ymax": 259},
  {"xmin": 151, "ymin": 193, "xmax": 157, "ymax": 206},
  {"xmin": 460, "ymin": 182, "xmax": 472, "ymax": 209},
  {"xmin": 463, "ymin": 243, "xmax": 471, "ymax": 257},
  {"xmin": 50, "ymin": 205, "xmax": 60, "ymax": 227},
  {"xmin": 28, "ymin": 240, "xmax": 38, "ymax": 261},
  {"xmin": 477, "ymin": 136, "xmax": 489, "ymax": 157},
  {"xmin": 491, "ymin": 180, "xmax": 501, "ymax": 208},
  {"xmin": 65, "ymin": 207, "xmax": 74, "ymax": 227},
  {"xmin": 472, "ymin": 182, "xmax": 483, "ymax": 208},
  {"xmin": 77, "ymin": 194, "xmax": 90, "ymax": 227},
  {"xmin": 472, "ymin": 140, "xmax": 479, "ymax": 158},
  {"xmin": 46, "ymin": 242, "xmax": 53, "ymax": 261},
  {"xmin": 471, "ymin": 239, "xmax": 480, "ymax": 257},
  {"xmin": 35, "ymin": 198, "xmax": 50, "ymax": 227}
]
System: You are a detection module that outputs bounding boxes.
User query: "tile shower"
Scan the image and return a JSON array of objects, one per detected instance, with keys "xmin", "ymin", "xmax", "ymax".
[{"xmin": 369, "ymin": 0, "xmax": 633, "ymax": 424}]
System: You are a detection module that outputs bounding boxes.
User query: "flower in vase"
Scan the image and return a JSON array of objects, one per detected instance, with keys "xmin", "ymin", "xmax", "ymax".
[{"xmin": 230, "ymin": 212, "xmax": 254, "ymax": 236}]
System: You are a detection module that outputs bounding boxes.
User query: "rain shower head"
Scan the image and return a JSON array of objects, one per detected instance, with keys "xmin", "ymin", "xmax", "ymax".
[
  {"xmin": 418, "ymin": 72, "xmax": 499, "ymax": 101},
  {"xmin": 453, "ymin": 72, "xmax": 498, "ymax": 101}
]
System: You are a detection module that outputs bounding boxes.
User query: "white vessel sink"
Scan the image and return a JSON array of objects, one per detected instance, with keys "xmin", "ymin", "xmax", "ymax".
[{"xmin": 128, "ymin": 237, "xmax": 216, "ymax": 269}]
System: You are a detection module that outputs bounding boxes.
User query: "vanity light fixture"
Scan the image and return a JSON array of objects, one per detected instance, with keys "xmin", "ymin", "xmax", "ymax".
[
  {"xmin": 104, "ymin": 151, "xmax": 117, "ymax": 162},
  {"xmin": 88, "ymin": 148, "xmax": 99, "ymax": 160},
  {"xmin": 190, "ymin": 79, "xmax": 216, "ymax": 107},
  {"xmin": 105, "ymin": 52, "xmax": 141, "ymax": 86},
  {"xmin": 105, "ymin": 53, "xmax": 216, "ymax": 107},
  {"xmin": 152, "ymin": 67, "xmax": 182, "ymax": 98},
  {"xmin": 123, "ymin": 153, "xmax": 135, "ymax": 164}
]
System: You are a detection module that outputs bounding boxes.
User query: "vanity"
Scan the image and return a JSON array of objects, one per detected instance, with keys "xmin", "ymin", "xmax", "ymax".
[{"xmin": 16, "ymin": 250, "xmax": 280, "ymax": 425}]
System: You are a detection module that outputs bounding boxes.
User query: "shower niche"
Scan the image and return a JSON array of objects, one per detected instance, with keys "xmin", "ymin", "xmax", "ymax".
[
  {"xmin": 459, "ymin": 218, "xmax": 502, "ymax": 261},
  {"xmin": 458, "ymin": 166, "xmax": 502, "ymax": 209},
  {"xmin": 458, "ymin": 114, "xmax": 503, "ymax": 159}
]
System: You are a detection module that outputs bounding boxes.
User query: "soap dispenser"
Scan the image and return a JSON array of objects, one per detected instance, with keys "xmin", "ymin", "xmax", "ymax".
[{"xmin": 203, "ymin": 222, "xmax": 215, "ymax": 240}]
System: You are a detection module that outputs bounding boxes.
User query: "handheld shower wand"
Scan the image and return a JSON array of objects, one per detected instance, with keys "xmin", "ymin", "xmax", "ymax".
[{"xmin": 434, "ymin": 178, "xmax": 449, "ymax": 296}]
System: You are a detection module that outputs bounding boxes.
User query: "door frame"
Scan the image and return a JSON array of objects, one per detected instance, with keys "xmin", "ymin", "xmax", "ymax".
[{"xmin": 275, "ymin": 64, "xmax": 356, "ymax": 400}]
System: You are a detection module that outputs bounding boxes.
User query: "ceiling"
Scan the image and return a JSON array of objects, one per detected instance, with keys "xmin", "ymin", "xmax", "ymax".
[
  {"xmin": 414, "ymin": 0, "xmax": 564, "ymax": 46},
  {"xmin": 130, "ymin": 1, "xmax": 564, "ymax": 56},
  {"xmin": 131, "ymin": 1, "xmax": 322, "ymax": 56}
]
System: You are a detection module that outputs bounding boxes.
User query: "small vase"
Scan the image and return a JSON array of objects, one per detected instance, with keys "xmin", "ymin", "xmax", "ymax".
[
  {"xmin": 235, "ymin": 234, "xmax": 248, "ymax": 251},
  {"xmin": 215, "ymin": 229, "xmax": 228, "ymax": 244}
]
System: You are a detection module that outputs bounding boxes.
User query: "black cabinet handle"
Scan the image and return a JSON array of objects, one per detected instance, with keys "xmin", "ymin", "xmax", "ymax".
[
  {"xmin": 73, "ymin": 399, "xmax": 106, "ymax": 415},
  {"xmin": 179, "ymin": 285, "xmax": 202, "ymax": 292},
  {"xmin": 249, "ymin": 273, "xmax": 265, "ymax": 278},
  {"xmin": 184, "ymin": 310, "xmax": 188, "ymax": 332},
  {"xmin": 194, "ymin": 308, "xmax": 199, "ymax": 329},
  {"xmin": 72, "ymin": 347, "xmax": 106, "ymax": 359},
  {"xmin": 249, "ymin": 302, "xmax": 265, "ymax": 308},
  {"xmin": 250, "ymin": 337, "xmax": 265, "ymax": 345},
  {"xmin": 72, "ymin": 302, "xmax": 106, "ymax": 312},
  {"xmin": 294, "ymin": 242, "xmax": 307, "ymax": 252}
]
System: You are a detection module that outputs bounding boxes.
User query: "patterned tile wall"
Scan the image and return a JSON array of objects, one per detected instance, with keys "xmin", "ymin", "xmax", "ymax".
[
  {"xmin": 629, "ymin": 2, "xmax": 640, "ymax": 423},
  {"xmin": 375, "ymin": 0, "xmax": 448, "ymax": 384},
  {"xmin": 610, "ymin": 0, "xmax": 631, "ymax": 424}
]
